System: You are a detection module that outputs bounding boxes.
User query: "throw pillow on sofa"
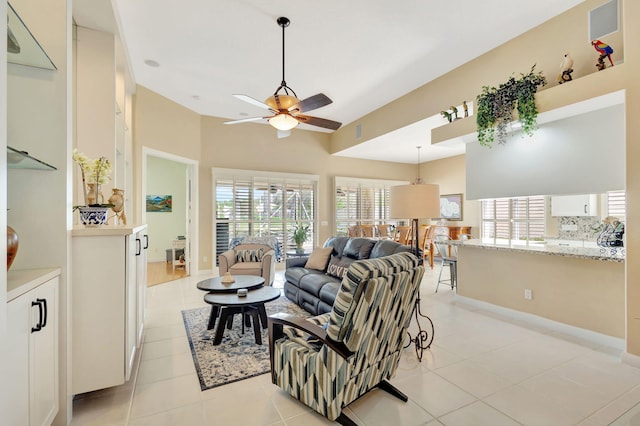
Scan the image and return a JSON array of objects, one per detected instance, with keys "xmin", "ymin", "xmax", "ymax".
[
  {"xmin": 304, "ymin": 247, "xmax": 333, "ymax": 271},
  {"xmin": 327, "ymin": 255, "xmax": 352, "ymax": 279},
  {"xmin": 235, "ymin": 248, "xmax": 264, "ymax": 262}
]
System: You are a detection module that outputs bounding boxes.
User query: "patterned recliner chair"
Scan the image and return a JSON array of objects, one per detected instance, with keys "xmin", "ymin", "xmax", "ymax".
[{"xmin": 268, "ymin": 252, "xmax": 424, "ymax": 425}]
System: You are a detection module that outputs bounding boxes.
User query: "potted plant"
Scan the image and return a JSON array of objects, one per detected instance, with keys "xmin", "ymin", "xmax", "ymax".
[
  {"xmin": 72, "ymin": 149, "xmax": 114, "ymax": 225},
  {"xmin": 291, "ymin": 222, "xmax": 310, "ymax": 254},
  {"xmin": 476, "ymin": 64, "xmax": 547, "ymax": 147}
]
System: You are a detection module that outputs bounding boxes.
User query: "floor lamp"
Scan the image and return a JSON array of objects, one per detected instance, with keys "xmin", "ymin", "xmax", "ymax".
[{"xmin": 390, "ymin": 177, "xmax": 440, "ymax": 362}]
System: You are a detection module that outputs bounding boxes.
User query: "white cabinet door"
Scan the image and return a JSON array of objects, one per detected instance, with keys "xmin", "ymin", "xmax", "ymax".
[
  {"xmin": 551, "ymin": 194, "xmax": 598, "ymax": 216},
  {"xmin": 73, "ymin": 235, "xmax": 126, "ymax": 394},
  {"xmin": 125, "ymin": 234, "xmax": 137, "ymax": 381},
  {"xmin": 30, "ymin": 278, "xmax": 59, "ymax": 426},
  {"xmin": 7, "ymin": 291, "xmax": 31, "ymax": 426},
  {"xmin": 7, "ymin": 277, "xmax": 59, "ymax": 426},
  {"xmin": 136, "ymin": 232, "xmax": 148, "ymax": 346}
]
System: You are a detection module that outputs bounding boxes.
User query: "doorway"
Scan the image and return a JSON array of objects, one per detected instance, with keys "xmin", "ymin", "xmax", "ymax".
[{"xmin": 143, "ymin": 148, "xmax": 198, "ymax": 285}]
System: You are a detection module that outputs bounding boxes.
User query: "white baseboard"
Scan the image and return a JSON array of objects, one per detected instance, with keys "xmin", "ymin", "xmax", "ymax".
[
  {"xmin": 622, "ymin": 351, "xmax": 640, "ymax": 368},
  {"xmin": 455, "ymin": 295, "xmax": 625, "ymax": 351},
  {"xmin": 194, "ymin": 268, "xmax": 213, "ymax": 276}
]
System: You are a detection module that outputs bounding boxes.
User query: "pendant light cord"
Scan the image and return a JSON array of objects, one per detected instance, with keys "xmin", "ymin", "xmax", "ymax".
[{"xmin": 415, "ymin": 146, "xmax": 423, "ymax": 184}]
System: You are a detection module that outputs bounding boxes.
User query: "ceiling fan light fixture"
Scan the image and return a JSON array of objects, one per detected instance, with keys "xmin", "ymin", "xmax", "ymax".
[
  {"xmin": 269, "ymin": 113, "xmax": 299, "ymax": 131},
  {"xmin": 265, "ymin": 95, "xmax": 299, "ymax": 111}
]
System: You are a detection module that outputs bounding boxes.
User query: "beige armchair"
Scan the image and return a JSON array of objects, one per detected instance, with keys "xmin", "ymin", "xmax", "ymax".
[{"xmin": 218, "ymin": 243, "xmax": 275, "ymax": 286}]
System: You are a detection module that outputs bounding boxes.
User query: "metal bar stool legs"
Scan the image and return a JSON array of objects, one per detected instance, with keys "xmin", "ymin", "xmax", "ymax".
[{"xmin": 435, "ymin": 259, "xmax": 457, "ymax": 292}]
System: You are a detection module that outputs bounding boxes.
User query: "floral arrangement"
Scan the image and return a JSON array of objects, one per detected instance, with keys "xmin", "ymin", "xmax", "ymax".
[{"xmin": 72, "ymin": 149, "xmax": 113, "ymax": 208}]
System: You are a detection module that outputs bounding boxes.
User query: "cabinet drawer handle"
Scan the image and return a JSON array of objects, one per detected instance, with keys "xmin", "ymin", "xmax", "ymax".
[
  {"xmin": 41, "ymin": 298, "xmax": 48, "ymax": 328},
  {"xmin": 144, "ymin": 234, "xmax": 149, "ymax": 249},
  {"xmin": 584, "ymin": 204, "xmax": 587, "ymax": 214},
  {"xmin": 31, "ymin": 299, "xmax": 44, "ymax": 333},
  {"xmin": 136, "ymin": 238, "xmax": 141, "ymax": 256}
]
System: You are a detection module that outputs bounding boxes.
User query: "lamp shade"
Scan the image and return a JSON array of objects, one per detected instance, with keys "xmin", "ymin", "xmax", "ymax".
[
  {"xmin": 269, "ymin": 113, "xmax": 299, "ymax": 131},
  {"xmin": 390, "ymin": 183, "xmax": 440, "ymax": 219}
]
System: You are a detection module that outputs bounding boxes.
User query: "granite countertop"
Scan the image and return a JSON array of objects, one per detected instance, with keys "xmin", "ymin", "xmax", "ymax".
[{"xmin": 450, "ymin": 239, "xmax": 625, "ymax": 263}]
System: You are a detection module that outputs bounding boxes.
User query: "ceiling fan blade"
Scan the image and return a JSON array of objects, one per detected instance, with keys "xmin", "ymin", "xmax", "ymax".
[
  {"xmin": 232, "ymin": 94, "xmax": 276, "ymax": 112},
  {"xmin": 277, "ymin": 130, "xmax": 291, "ymax": 139},
  {"xmin": 295, "ymin": 115, "xmax": 342, "ymax": 131},
  {"xmin": 289, "ymin": 93, "xmax": 332, "ymax": 114},
  {"xmin": 224, "ymin": 116, "xmax": 268, "ymax": 125}
]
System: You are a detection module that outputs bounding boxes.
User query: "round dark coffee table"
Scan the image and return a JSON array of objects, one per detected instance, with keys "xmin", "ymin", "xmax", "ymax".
[
  {"xmin": 196, "ymin": 275, "xmax": 265, "ymax": 293},
  {"xmin": 204, "ymin": 287, "xmax": 281, "ymax": 345},
  {"xmin": 197, "ymin": 275, "xmax": 266, "ymax": 334}
]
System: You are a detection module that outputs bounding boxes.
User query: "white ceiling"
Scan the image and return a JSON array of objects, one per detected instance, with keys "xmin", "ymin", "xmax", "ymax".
[{"xmin": 76, "ymin": 0, "xmax": 585, "ymax": 164}]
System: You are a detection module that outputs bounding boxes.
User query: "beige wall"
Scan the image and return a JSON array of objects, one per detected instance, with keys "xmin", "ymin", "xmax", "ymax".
[
  {"xmin": 133, "ymin": 86, "xmax": 201, "ymax": 225},
  {"xmin": 421, "ymin": 154, "xmax": 479, "ymax": 234},
  {"xmin": 458, "ymin": 247, "xmax": 625, "ymax": 338}
]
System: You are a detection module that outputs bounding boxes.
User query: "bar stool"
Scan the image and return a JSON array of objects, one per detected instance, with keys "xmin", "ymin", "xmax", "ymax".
[{"xmin": 434, "ymin": 235, "xmax": 457, "ymax": 292}]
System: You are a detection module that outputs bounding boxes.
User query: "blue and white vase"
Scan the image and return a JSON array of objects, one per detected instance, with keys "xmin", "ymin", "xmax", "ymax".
[{"xmin": 78, "ymin": 206, "xmax": 109, "ymax": 225}]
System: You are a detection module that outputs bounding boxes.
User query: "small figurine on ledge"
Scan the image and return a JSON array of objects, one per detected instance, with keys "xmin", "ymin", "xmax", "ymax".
[
  {"xmin": 591, "ymin": 39, "xmax": 614, "ymax": 70},
  {"xmin": 463, "ymin": 101, "xmax": 469, "ymax": 118},
  {"xmin": 450, "ymin": 105, "xmax": 459, "ymax": 120},
  {"xmin": 440, "ymin": 109, "xmax": 452, "ymax": 123},
  {"xmin": 557, "ymin": 53, "xmax": 574, "ymax": 84}
]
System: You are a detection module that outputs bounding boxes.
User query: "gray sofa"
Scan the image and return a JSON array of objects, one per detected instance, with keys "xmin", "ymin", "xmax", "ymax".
[{"xmin": 284, "ymin": 237, "xmax": 411, "ymax": 315}]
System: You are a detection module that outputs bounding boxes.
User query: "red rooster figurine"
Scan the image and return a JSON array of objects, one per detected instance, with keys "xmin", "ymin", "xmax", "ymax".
[{"xmin": 591, "ymin": 40, "xmax": 614, "ymax": 70}]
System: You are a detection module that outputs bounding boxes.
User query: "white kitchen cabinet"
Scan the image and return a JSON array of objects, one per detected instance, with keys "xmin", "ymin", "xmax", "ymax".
[
  {"xmin": 72, "ymin": 225, "xmax": 148, "ymax": 395},
  {"xmin": 551, "ymin": 194, "xmax": 598, "ymax": 216},
  {"xmin": 7, "ymin": 269, "xmax": 60, "ymax": 426}
]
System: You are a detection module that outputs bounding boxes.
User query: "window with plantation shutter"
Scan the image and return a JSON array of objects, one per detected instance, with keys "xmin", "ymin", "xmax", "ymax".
[
  {"xmin": 481, "ymin": 196, "xmax": 546, "ymax": 243},
  {"xmin": 213, "ymin": 169, "xmax": 318, "ymax": 262},
  {"xmin": 335, "ymin": 177, "xmax": 407, "ymax": 236},
  {"xmin": 607, "ymin": 190, "xmax": 626, "ymax": 220}
]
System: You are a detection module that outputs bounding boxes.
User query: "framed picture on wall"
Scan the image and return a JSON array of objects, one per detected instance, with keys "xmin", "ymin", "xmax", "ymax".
[
  {"xmin": 440, "ymin": 193, "xmax": 463, "ymax": 221},
  {"xmin": 146, "ymin": 195, "xmax": 172, "ymax": 212}
]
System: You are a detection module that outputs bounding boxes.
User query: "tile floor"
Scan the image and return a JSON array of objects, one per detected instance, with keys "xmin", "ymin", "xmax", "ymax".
[{"xmin": 71, "ymin": 265, "xmax": 640, "ymax": 425}]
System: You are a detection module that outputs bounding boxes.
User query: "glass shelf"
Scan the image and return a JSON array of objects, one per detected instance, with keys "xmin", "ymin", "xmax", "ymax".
[
  {"xmin": 7, "ymin": 2, "xmax": 56, "ymax": 70},
  {"xmin": 7, "ymin": 146, "xmax": 57, "ymax": 170}
]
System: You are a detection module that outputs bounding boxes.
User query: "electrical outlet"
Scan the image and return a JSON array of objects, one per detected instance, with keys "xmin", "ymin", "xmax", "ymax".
[
  {"xmin": 524, "ymin": 289, "xmax": 533, "ymax": 300},
  {"xmin": 203, "ymin": 256, "xmax": 208, "ymax": 263}
]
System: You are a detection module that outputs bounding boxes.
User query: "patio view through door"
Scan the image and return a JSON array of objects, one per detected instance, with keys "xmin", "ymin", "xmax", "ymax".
[{"xmin": 213, "ymin": 169, "xmax": 318, "ymax": 264}]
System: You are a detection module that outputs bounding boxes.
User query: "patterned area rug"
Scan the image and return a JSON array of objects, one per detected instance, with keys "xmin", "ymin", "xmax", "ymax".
[{"xmin": 182, "ymin": 295, "xmax": 311, "ymax": 391}]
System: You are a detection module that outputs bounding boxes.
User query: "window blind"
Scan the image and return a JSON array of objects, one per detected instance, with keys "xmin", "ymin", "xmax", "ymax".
[
  {"xmin": 481, "ymin": 196, "xmax": 546, "ymax": 243},
  {"xmin": 213, "ymin": 169, "xmax": 318, "ymax": 257},
  {"xmin": 334, "ymin": 177, "xmax": 407, "ymax": 236},
  {"xmin": 607, "ymin": 190, "xmax": 626, "ymax": 219}
]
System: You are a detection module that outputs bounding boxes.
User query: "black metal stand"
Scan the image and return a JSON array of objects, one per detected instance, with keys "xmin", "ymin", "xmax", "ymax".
[
  {"xmin": 403, "ymin": 218, "xmax": 435, "ymax": 362},
  {"xmin": 404, "ymin": 293, "xmax": 435, "ymax": 361}
]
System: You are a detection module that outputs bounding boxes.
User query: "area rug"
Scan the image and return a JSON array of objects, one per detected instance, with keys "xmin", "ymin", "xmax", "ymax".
[{"xmin": 182, "ymin": 295, "xmax": 311, "ymax": 391}]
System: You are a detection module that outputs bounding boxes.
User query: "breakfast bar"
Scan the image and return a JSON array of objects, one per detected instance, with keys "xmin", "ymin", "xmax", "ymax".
[{"xmin": 453, "ymin": 239, "xmax": 625, "ymax": 339}]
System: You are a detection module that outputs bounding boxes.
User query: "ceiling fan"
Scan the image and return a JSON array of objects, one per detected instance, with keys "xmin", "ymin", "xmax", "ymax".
[{"xmin": 224, "ymin": 17, "xmax": 342, "ymax": 138}]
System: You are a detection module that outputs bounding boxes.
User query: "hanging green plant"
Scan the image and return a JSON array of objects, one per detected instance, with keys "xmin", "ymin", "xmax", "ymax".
[{"xmin": 476, "ymin": 65, "xmax": 547, "ymax": 147}]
